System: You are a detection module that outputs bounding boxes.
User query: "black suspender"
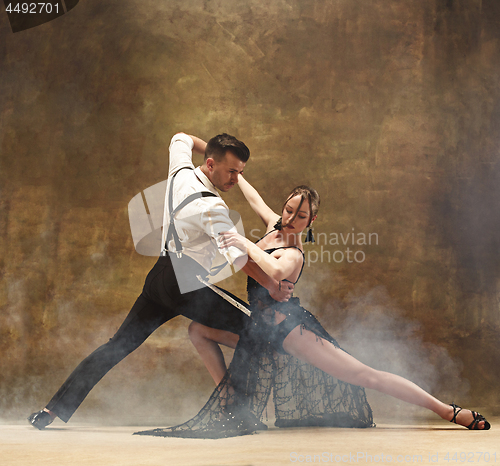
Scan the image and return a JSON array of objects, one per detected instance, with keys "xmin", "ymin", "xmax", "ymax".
[{"xmin": 164, "ymin": 167, "xmax": 217, "ymax": 257}]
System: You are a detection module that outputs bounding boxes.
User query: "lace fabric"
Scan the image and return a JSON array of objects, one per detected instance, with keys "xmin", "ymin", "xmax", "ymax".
[{"xmin": 135, "ymin": 279, "xmax": 374, "ymax": 438}]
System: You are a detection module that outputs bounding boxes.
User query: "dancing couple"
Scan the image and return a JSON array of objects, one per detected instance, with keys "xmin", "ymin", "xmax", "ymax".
[{"xmin": 29, "ymin": 133, "xmax": 490, "ymax": 434}]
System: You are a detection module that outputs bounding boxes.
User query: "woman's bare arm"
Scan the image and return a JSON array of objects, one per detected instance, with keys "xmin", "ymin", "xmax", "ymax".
[{"xmin": 237, "ymin": 175, "xmax": 280, "ymax": 229}]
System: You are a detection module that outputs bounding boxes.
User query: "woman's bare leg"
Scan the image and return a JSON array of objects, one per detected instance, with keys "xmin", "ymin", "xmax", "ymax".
[
  {"xmin": 188, "ymin": 322, "xmax": 239, "ymax": 385},
  {"xmin": 282, "ymin": 327, "xmax": 487, "ymax": 429}
]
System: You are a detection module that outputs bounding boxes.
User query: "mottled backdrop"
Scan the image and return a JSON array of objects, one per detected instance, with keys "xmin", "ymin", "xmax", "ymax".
[{"xmin": 0, "ymin": 0, "xmax": 499, "ymax": 425}]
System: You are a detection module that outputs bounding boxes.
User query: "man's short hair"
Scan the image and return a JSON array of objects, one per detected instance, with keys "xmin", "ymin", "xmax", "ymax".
[{"xmin": 205, "ymin": 133, "xmax": 250, "ymax": 163}]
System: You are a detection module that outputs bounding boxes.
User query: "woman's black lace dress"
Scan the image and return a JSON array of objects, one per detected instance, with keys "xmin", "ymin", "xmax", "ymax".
[{"xmin": 135, "ymin": 249, "xmax": 374, "ymax": 438}]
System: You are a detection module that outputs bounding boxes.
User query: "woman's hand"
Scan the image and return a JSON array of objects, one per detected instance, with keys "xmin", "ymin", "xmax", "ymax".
[{"xmin": 218, "ymin": 231, "xmax": 248, "ymax": 252}]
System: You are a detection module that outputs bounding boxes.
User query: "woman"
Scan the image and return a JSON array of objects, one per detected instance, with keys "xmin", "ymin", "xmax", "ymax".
[{"xmin": 136, "ymin": 177, "xmax": 489, "ymax": 438}]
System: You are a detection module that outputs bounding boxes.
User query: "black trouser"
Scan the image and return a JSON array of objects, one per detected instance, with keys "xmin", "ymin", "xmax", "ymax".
[{"xmin": 46, "ymin": 255, "xmax": 249, "ymax": 422}]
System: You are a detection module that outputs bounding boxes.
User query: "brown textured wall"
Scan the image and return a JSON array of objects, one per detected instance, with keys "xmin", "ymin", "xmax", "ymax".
[{"xmin": 1, "ymin": 0, "xmax": 499, "ymax": 423}]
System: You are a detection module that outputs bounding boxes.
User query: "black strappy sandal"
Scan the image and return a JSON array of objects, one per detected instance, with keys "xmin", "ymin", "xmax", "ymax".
[{"xmin": 450, "ymin": 403, "xmax": 491, "ymax": 430}]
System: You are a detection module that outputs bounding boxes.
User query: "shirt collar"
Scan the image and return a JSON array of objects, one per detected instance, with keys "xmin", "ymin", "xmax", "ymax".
[{"xmin": 194, "ymin": 166, "xmax": 219, "ymax": 196}]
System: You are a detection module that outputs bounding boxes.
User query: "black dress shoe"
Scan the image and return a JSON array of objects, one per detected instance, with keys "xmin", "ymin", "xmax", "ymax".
[{"xmin": 28, "ymin": 410, "xmax": 54, "ymax": 430}]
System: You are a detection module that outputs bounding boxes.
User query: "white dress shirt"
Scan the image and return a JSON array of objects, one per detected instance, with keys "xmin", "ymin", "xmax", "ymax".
[{"xmin": 161, "ymin": 133, "xmax": 245, "ymax": 272}]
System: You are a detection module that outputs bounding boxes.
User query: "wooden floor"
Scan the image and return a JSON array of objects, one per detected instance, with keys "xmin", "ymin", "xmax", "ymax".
[{"xmin": 1, "ymin": 418, "xmax": 498, "ymax": 466}]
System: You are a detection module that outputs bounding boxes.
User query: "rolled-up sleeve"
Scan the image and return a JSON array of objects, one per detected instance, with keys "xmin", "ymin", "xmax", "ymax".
[
  {"xmin": 200, "ymin": 205, "xmax": 247, "ymax": 265},
  {"xmin": 168, "ymin": 133, "xmax": 195, "ymax": 177}
]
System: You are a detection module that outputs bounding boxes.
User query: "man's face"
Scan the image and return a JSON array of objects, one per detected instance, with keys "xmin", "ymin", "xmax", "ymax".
[{"xmin": 207, "ymin": 151, "xmax": 246, "ymax": 192}]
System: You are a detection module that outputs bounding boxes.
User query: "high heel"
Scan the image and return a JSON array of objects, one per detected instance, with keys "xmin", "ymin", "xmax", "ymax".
[{"xmin": 450, "ymin": 403, "xmax": 491, "ymax": 430}]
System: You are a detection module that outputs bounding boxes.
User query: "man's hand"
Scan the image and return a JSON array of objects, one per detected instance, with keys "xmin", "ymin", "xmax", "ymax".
[
  {"xmin": 269, "ymin": 280, "xmax": 294, "ymax": 302},
  {"xmin": 242, "ymin": 258, "xmax": 293, "ymax": 302}
]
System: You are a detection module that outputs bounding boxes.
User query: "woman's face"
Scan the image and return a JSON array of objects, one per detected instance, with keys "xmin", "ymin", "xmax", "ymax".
[{"xmin": 282, "ymin": 195, "xmax": 311, "ymax": 233}]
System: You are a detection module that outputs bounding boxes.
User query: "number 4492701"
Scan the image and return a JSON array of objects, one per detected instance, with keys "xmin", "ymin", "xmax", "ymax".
[
  {"xmin": 443, "ymin": 452, "xmax": 497, "ymax": 463},
  {"xmin": 6, "ymin": 3, "xmax": 60, "ymax": 14}
]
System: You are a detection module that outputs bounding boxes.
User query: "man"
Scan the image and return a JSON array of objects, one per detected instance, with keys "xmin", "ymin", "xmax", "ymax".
[{"xmin": 28, "ymin": 132, "xmax": 292, "ymax": 429}]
